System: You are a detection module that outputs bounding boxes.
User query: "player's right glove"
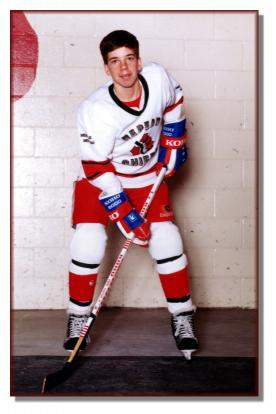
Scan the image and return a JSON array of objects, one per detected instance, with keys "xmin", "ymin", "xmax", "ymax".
[
  {"xmin": 156, "ymin": 119, "xmax": 188, "ymax": 178},
  {"xmin": 99, "ymin": 190, "xmax": 150, "ymax": 247}
]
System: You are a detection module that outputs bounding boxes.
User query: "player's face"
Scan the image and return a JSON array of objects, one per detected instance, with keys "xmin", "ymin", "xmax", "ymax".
[{"xmin": 104, "ymin": 47, "xmax": 142, "ymax": 89}]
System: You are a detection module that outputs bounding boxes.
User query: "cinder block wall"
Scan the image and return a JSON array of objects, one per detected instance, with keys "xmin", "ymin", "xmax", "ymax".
[{"xmin": 12, "ymin": 11, "xmax": 257, "ymax": 309}]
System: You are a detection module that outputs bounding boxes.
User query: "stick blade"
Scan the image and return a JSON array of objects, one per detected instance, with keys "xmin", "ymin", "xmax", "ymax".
[{"xmin": 41, "ymin": 362, "xmax": 74, "ymax": 393}]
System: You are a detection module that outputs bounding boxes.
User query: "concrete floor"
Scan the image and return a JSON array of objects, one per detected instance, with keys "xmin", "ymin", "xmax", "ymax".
[{"xmin": 12, "ymin": 308, "xmax": 258, "ymax": 357}]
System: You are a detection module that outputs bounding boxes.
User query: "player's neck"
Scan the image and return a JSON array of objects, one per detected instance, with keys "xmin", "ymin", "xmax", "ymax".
[{"xmin": 113, "ymin": 79, "xmax": 141, "ymax": 102}]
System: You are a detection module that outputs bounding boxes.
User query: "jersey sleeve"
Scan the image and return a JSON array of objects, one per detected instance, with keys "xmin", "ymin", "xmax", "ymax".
[
  {"xmin": 161, "ymin": 66, "xmax": 186, "ymax": 125},
  {"xmin": 77, "ymin": 100, "xmax": 122, "ymax": 195},
  {"xmin": 157, "ymin": 65, "xmax": 188, "ymax": 177}
]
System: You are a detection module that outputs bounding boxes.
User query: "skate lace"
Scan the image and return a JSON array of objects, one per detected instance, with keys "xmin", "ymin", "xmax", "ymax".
[
  {"xmin": 173, "ymin": 314, "xmax": 195, "ymax": 339},
  {"xmin": 68, "ymin": 315, "xmax": 87, "ymax": 337}
]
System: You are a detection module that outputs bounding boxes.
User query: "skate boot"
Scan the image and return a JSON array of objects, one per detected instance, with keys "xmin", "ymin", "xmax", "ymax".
[
  {"xmin": 63, "ymin": 314, "xmax": 90, "ymax": 352},
  {"xmin": 171, "ymin": 306, "xmax": 198, "ymax": 360}
]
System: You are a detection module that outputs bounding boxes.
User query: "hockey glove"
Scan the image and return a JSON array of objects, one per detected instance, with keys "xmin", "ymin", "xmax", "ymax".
[
  {"xmin": 99, "ymin": 190, "xmax": 150, "ymax": 247},
  {"xmin": 156, "ymin": 119, "xmax": 188, "ymax": 178}
]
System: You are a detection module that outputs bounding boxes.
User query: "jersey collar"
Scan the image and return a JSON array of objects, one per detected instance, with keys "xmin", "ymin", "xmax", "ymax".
[{"xmin": 108, "ymin": 74, "xmax": 149, "ymax": 116}]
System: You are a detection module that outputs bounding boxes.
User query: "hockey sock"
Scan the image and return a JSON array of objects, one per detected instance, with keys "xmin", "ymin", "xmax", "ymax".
[
  {"xmin": 157, "ymin": 254, "xmax": 193, "ymax": 314},
  {"xmin": 68, "ymin": 223, "xmax": 107, "ymax": 315},
  {"xmin": 68, "ymin": 271, "xmax": 98, "ymax": 315},
  {"xmin": 148, "ymin": 222, "xmax": 194, "ymax": 314}
]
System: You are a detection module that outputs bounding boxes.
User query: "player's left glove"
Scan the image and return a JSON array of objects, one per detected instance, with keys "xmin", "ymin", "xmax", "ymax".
[
  {"xmin": 156, "ymin": 119, "xmax": 188, "ymax": 178},
  {"xmin": 99, "ymin": 190, "xmax": 150, "ymax": 247}
]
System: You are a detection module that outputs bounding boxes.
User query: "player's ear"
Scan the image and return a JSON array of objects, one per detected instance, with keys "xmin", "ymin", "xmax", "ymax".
[
  {"xmin": 104, "ymin": 64, "xmax": 110, "ymax": 76},
  {"xmin": 138, "ymin": 57, "xmax": 142, "ymax": 72}
]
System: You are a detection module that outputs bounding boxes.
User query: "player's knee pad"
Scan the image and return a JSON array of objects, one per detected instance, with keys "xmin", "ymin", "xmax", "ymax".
[
  {"xmin": 148, "ymin": 221, "xmax": 183, "ymax": 259},
  {"xmin": 148, "ymin": 221, "xmax": 188, "ymax": 273},
  {"xmin": 69, "ymin": 223, "xmax": 107, "ymax": 274}
]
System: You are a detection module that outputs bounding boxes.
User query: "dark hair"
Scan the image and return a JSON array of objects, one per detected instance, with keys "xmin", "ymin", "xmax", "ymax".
[{"xmin": 99, "ymin": 30, "xmax": 139, "ymax": 64}]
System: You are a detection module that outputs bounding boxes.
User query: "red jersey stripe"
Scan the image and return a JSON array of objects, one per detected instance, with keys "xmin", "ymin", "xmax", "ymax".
[
  {"xmin": 164, "ymin": 97, "xmax": 184, "ymax": 114},
  {"xmin": 82, "ymin": 159, "xmax": 115, "ymax": 180},
  {"xmin": 115, "ymin": 165, "xmax": 157, "ymax": 178}
]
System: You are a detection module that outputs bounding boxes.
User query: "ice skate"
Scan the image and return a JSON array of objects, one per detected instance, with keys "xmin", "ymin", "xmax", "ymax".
[
  {"xmin": 63, "ymin": 314, "xmax": 90, "ymax": 352},
  {"xmin": 171, "ymin": 306, "xmax": 198, "ymax": 360}
]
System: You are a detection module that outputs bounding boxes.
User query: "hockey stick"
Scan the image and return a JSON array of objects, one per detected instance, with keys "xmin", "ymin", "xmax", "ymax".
[{"xmin": 41, "ymin": 166, "xmax": 167, "ymax": 393}]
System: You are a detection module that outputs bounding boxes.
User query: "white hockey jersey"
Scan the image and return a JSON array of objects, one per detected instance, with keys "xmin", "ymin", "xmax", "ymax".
[{"xmin": 77, "ymin": 63, "xmax": 185, "ymax": 191}]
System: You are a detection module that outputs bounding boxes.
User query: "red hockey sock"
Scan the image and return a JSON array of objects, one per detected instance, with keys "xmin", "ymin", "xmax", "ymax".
[
  {"xmin": 69, "ymin": 272, "xmax": 97, "ymax": 305},
  {"xmin": 158, "ymin": 267, "xmax": 190, "ymax": 301}
]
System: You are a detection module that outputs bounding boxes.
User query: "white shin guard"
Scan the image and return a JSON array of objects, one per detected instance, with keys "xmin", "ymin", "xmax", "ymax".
[
  {"xmin": 69, "ymin": 223, "xmax": 107, "ymax": 274},
  {"xmin": 148, "ymin": 221, "xmax": 184, "ymax": 263}
]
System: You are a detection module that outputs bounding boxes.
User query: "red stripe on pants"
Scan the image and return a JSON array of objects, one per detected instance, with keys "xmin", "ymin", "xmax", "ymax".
[
  {"xmin": 159, "ymin": 267, "xmax": 190, "ymax": 299},
  {"xmin": 69, "ymin": 272, "xmax": 97, "ymax": 302}
]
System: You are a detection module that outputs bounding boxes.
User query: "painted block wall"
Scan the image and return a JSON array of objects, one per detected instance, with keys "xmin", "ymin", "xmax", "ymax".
[{"xmin": 12, "ymin": 11, "xmax": 257, "ymax": 309}]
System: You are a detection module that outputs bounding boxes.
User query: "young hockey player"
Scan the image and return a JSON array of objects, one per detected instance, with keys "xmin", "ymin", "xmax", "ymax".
[{"xmin": 64, "ymin": 30, "xmax": 198, "ymax": 359}]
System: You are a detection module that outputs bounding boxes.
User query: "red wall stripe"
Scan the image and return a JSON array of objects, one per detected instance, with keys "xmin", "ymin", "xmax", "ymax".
[{"xmin": 11, "ymin": 11, "xmax": 39, "ymax": 101}]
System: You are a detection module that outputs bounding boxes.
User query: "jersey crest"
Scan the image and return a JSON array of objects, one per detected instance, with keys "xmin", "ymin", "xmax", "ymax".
[{"xmin": 130, "ymin": 133, "xmax": 154, "ymax": 156}]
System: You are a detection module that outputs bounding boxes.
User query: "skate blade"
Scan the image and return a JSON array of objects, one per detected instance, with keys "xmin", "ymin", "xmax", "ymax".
[{"xmin": 181, "ymin": 349, "xmax": 196, "ymax": 360}]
